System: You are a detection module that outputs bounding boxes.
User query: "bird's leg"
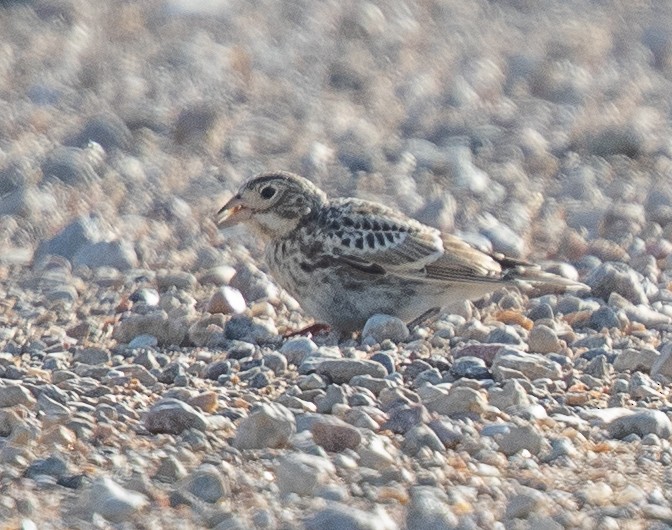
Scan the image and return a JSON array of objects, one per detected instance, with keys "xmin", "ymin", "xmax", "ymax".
[
  {"xmin": 407, "ymin": 307, "xmax": 442, "ymax": 329},
  {"xmin": 284, "ymin": 322, "xmax": 332, "ymax": 338}
]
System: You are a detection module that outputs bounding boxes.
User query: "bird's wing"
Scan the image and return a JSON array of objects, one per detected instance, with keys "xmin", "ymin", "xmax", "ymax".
[{"xmin": 318, "ymin": 198, "xmax": 504, "ymax": 284}]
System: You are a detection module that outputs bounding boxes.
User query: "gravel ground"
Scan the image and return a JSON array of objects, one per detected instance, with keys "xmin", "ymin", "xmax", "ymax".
[{"xmin": 3, "ymin": 0, "xmax": 672, "ymax": 528}]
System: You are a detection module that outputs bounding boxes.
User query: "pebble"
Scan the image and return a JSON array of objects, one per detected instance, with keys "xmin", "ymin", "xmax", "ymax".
[
  {"xmin": 362, "ymin": 314, "xmax": 410, "ymax": 343},
  {"xmin": 84, "ymin": 477, "xmax": 148, "ymax": 523},
  {"xmin": 316, "ymin": 359, "xmax": 388, "ymax": 384},
  {"xmin": 403, "ymin": 424, "xmax": 445, "ymax": 455},
  {"xmin": 144, "ymin": 399, "xmax": 208, "ymax": 434},
  {"xmin": 488, "ymin": 379, "xmax": 530, "ymax": 410},
  {"xmin": 528, "ymin": 324, "xmax": 563, "ymax": 353},
  {"xmin": 492, "ymin": 348, "xmax": 562, "ymax": 381},
  {"xmin": 276, "ymin": 453, "xmax": 335, "ymax": 496},
  {"xmin": 206, "ymin": 286, "xmax": 246, "ymax": 315},
  {"xmin": 182, "ymin": 464, "xmax": 229, "ymax": 503},
  {"xmin": 585, "ymin": 262, "xmax": 648, "ymax": 304},
  {"xmin": 233, "ymin": 403, "xmax": 296, "ymax": 450},
  {"xmin": 304, "ymin": 502, "xmax": 397, "ymax": 530},
  {"xmin": 405, "ymin": 486, "xmax": 459, "ymax": 529},
  {"xmin": 0, "ymin": 385, "xmax": 37, "ymax": 408},
  {"xmin": 310, "ymin": 416, "xmax": 362, "ymax": 452},
  {"xmin": 423, "ymin": 386, "xmax": 488, "ymax": 416},
  {"xmin": 607, "ymin": 410, "xmax": 672, "ymax": 439},
  {"xmin": 496, "ymin": 424, "xmax": 547, "ymax": 456}
]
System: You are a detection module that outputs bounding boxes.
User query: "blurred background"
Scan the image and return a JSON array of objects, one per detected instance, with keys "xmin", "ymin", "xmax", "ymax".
[{"xmin": 2, "ymin": 0, "xmax": 672, "ymax": 272}]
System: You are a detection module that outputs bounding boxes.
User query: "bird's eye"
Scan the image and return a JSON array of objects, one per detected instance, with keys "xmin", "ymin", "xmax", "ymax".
[{"xmin": 260, "ymin": 186, "xmax": 276, "ymax": 199}]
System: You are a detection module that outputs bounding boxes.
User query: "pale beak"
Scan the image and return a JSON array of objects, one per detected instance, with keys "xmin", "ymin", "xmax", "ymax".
[{"xmin": 216, "ymin": 196, "xmax": 252, "ymax": 228}]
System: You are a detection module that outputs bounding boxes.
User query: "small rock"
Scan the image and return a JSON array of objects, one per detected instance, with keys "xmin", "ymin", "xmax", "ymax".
[
  {"xmin": 452, "ymin": 343, "xmax": 504, "ymax": 365},
  {"xmin": 403, "ymin": 424, "xmax": 445, "ymax": 455},
  {"xmin": 528, "ymin": 325, "xmax": 563, "ymax": 353},
  {"xmin": 127, "ymin": 334, "xmax": 158, "ymax": 349},
  {"xmin": 382, "ymin": 404, "xmax": 430, "ymax": 434},
  {"xmin": 182, "ymin": 464, "xmax": 229, "ymax": 504},
  {"xmin": 233, "ymin": 403, "xmax": 295, "ymax": 450},
  {"xmin": 0, "ymin": 385, "xmax": 36, "ymax": 408},
  {"xmin": 224, "ymin": 315, "xmax": 278, "ymax": 344},
  {"xmin": 405, "ymin": 486, "xmax": 459, "ymax": 530},
  {"xmin": 188, "ymin": 391, "xmax": 219, "ymax": 413},
  {"xmin": 488, "ymin": 380, "xmax": 530, "ymax": 410},
  {"xmin": 72, "ymin": 240, "xmax": 138, "ymax": 271},
  {"xmin": 423, "ymin": 386, "xmax": 487, "ymax": 417},
  {"xmin": 451, "ymin": 356, "xmax": 490, "ymax": 379},
  {"xmin": 492, "ymin": 348, "xmax": 562, "ymax": 381},
  {"xmin": 316, "ymin": 359, "xmax": 387, "ymax": 384},
  {"xmin": 651, "ymin": 342, "xmax": 672, "ymax": 378},
  {"xmin": 362, "ymin": 314, "xmax": 410, "ymax": 343},
  {"xmin": 276, "ymin": 453, "xmax": 335, "ymax": 496},
  {"xmin": 370, "ymin": 352, "xmax": 395, "ymax": 374},
  {"xmin": 505, "ymin": 488, "xmax": 547, "ymax": 519},
  {"xmin": 607, "ymin": 410, "xmax": 672, "ymax": 439},
  {"xmin": 585, "ymin": 262, "xmax": 648, "ymax": 304},
  {"xmin": 280, "ymin": 337, "xmax": 318, "ymax": 365},
  {"xmin": 24, "ymin": 456, "xmax": 68, "ymax": 479},
  {"xmin": 116, "ymin": 364, "xmax": 158, "ymax": 387},
  {"xmin": 310, "ymin": 416, "xmax": 362, "ymax": 452},
  {"xmin": 304, "ymin": 501, "xmax": 397, "ymax": 530},
  {"xmin": 206, "ymin": 286, "xmax": 246, "ymax": 315},
  {"xmin": 614, "ymin": 348, "xmax": 659, "ymax": 373},
  {"xmin": 496, "ymin": 424, "xmax": 547, "ymax": 456},
  {"xmin": 152, "ymin": 455, "xmax": 187, "ymax": 483},
  {"xmin": 144, "ymin": 399, "xmax": 208, "ymax": 434},
  {"xmin": 85, "ymin": 477, "xmax": 148, "ymax": 523}
]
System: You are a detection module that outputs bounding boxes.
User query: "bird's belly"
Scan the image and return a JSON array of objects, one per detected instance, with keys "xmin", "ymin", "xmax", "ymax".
[{"xmin": 266, "ymin": 242, "xmax": 499, "ymax": 332}]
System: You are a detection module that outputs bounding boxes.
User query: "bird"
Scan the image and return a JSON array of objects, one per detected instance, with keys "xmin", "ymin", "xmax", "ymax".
[{"xmin": 216, "ymin": 171, "xmax": 586, "ymax": 334}]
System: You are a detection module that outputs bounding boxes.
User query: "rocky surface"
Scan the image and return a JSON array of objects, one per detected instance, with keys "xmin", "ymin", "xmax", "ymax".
[{"xmin": 2, "ymin": 0, "xmax": 672, "ymax": 528}]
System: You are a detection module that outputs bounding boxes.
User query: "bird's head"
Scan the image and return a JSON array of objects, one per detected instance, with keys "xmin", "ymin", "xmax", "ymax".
[{"xmin": 216, "ymin": 171, "xmax": 327, "ymax": 238}]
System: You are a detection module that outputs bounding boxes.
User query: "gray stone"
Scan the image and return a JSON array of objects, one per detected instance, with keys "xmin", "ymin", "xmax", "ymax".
[
  {"xmin": 224, "ymin": 315, "xmax": 278, "ymax": 344},
  {"xmin": 451, "ymin": 356, "xmax": 489, "ymax": 379},
  {"xmin": 144, "ymin": 399, "xmax": 208, "ymax": 434},
  {"xmin": 310, "ymin": 416, "xmax": 362, "ymax": 452},
  {"xmin": 153, "ymin": 456, "xmax": 187, "ymax": 483},
  {"xmin": 362, "ymin": 314, "xmax": 410, "ymax": 343},
  {"xmin": 207, "ymin": 286, "xmax": 246, "ymax": 315},
  {"xmin": 113, "ymin": 311, "xmax": 190, "ymax": 347},
  {"xmin": 405, "ymin": 486, "xmax": 458, "ymax": 530},
  {"xmin": 505, "ymin": 488, "xmax": 548, "ymax": 519},
  {"xmin": 304, "ymin": 501, "xmax": 397, "ymax": 530},
  {"xmin": 316, "ymin": 359, "xmax": 387, "ymax": 384},
  {"xmin": 528, "ymin": 324, "xmax": 563, "ymax": 353},
  {"xmin": 280, "ymin": 336, "xmax": 318, "ymax": 365},
  {"xmin": 183, "ymin": 464, "xmax": 229, "ymax": 503},
  {"xmin": 423, "ymin": 386, "xmax": 487, "ymax": 416},
  {"xmin": 382, "ymin": 404, "xmax": 430, "ymax": 434},
  {"xmin": 588, "ymin": 306, "xmax": 622, "ymax": 330},
  {"xmin": 85, "ymin": 477, "xmax": 147, "ymax": 522},
  {"xmin": 74, "ymin": 347, "xmax": 110, "ymax": 365},
  {"xmin": 488, "ymin": 380, "xmax": 530, "ymax": 410},
  {"xmin": 0, "ymin": 384, "xmax": 36, "ymax": 408},
  {"xmin": 24, "ymin": 456, "xmax": 68, "ymax": 479},
  {"xmin": 233, "ymin": 403, "xmax": 295, "ymax": 450},
  {"xmin": 492, "ymin": 348, "xmax": 562, "ymax": 381},
  {"xmin": 496, "ymin": 424, "xmax": 547, "ymax": 456},
  {"xmin": 262, "ymin": 352, "xmax": 287, "ymax": 375},
  {"xmin": 403, "ymin": 424, "xmax": 445, "ymax": 455},
  {"xmin": 651, "ymin": 343, "xmax": 672, "ymax": 378},
  {"xmin": 349, "ymin": 374, "xmax": 393, "ymax": 395},
  {"xmin": 427, "ymin": 419, "xmax": 464, "ymax": 449},
  {"xmin": 156, "ymin": 271, "xmax": 198, "ymax": 291},
  {"xmin": 614, "ymin": 348, "xmax": 659, "ymax": 373},
  {"xmin": 276, "ymin": 452, "xmax": 335, "ymax": 496},
  {"xmin": 72, "ymin": 240, "xmax": 138, "ymax": 271},
  {"xmin": 607, "ymin": 410, "xmax": 672, "ymax": 439},
  {"xmin": 585, "ymin": 262, "xmax": 648, "ymax": 304},
  {"xmin": 115, "ymin": 364, "xmax": 158, "ymax": 387},
  {"xmin": 34, "ymin": 215, "xmax": 104, "ymax": 262},
  {"xmin": 128, "ymin": 334, "xmax": 159, "ymax": 349}
]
